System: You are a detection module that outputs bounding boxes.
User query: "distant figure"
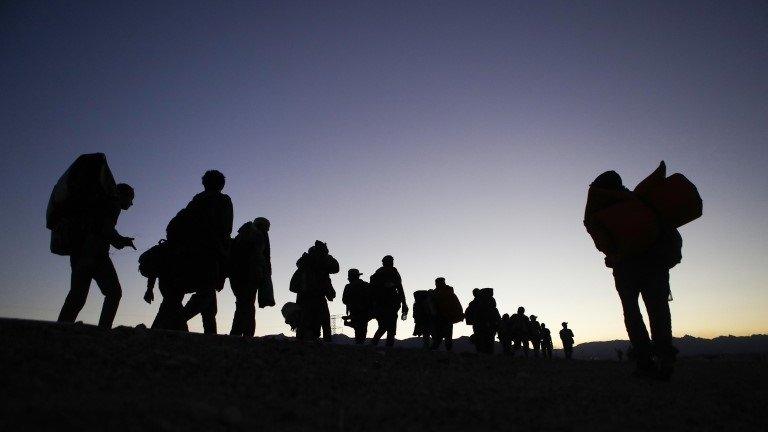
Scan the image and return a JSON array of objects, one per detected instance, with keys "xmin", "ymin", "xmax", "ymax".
[
  {"xmin": 49, "ymin": 153, "xmax": 136, "ymax": 330},
  {"xmin": 140, "ymin": 240, "xmax": 188, "ymax": 331},
  {"xmin": 498, "ymin": 314, "xmax": 512, "ymax": 354},
  {"xmin": 412, "ymin": 290, "xmax": 435, "ymax": 348},
  {"xmin": 509, "ymin": 307, "xmax": 530, "ymax": 358},
  {"xmin": 464, "ymin": 288, "xmax": 500, "ymax": 354},
  {"xmin": 370, "ymin": 255, "xmax": 408, "ymax": 347},
  {"xmin": 430, "ymin": 277, "xmax": 464, "ymax": 351},
  {"xmin": 540, "ymin": 323, "xmax": 553, "ymax": 359},
  {"xmin": 584, "ymin": 163, "xmax": 697, "ymax": 379},
  {"xmin": 291, "ymin": 241, "xmax": 339, "ymax": 341},
  {"xmin": 229, "ymin": 217, "xmax": 274, "ymax": 337},
  {"xmin": 173, "ymin": 170, "xmax": 233, "ymax": 334},
  {"xmin": 528, "ymin": 315, "xmax": 542, "ymax": 358},
  {"xmin": 616, "ymin": 348, "xmax": 625, "ymax": 362},
  {"xmin": 341, "ymin": 268, "xmax": 372, "ymax": 344},
  {"xmin": 560, "ymin": 322, "xmax": 575, "ymax": 359}
]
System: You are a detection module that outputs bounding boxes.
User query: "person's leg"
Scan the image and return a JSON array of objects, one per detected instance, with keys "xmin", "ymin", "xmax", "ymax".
[
  {"xmin": 230, "ymin": 295, "xmax": 244, "ymax": 336},
  {"xmin": 385, "ymin": 313, "xmax": 397, "ymax": 347},
  {"xmin": 201, "ymin": 290, "xmax": 218, "ymax": 334},
  {"xmin": 371, "ymin": 315, "xmax": 386, "ymax": 345},
  {"xmin": 641, "ymin": 271, "xmax": 674, "ymax": 357},
  {"xmin": 92, "ymin": 256, "xmax": 122, "ymax": 330},
  {"xmin": 532, "ymin": 341, "xmax": 540, "ymax": 358},
  {"xmin": 243, "ymin": 289, "xmax": 257, "ymax": 337},
  {"xmin": 522, "ymin": 340, "xmax": 529, "ymax": 357},
  {"xmin": 445, "ymin": 323, "xmax": 453, "ymax": 351},
  {"xmin": 615, "ymin": 271, "xmax": 652, "ymax": 361},
  {"xmin": 58, "ymin": 255, "xmax": 93, "ymax": 323}
]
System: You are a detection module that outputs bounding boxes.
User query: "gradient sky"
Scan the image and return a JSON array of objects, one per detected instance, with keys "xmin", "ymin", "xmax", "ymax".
[{"xmin": 1, "ymin": 1, "xmax": 767, "ymax": 345}]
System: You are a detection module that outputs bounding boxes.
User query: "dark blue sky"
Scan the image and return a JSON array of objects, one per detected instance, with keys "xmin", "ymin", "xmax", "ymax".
[{"xmin": 1, "ymin": 1, "xmax": 767, "ymax": 340}]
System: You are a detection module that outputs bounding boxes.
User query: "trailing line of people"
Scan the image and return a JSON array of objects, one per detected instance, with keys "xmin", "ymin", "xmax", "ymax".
[{"xmin": 45, "ymin": 154, "xmax": 702, "ymax": 379}]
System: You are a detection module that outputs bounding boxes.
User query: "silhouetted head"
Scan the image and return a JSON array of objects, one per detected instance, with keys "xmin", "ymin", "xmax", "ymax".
[
  {"xmin": 591, "ymin": 170, "xmax": 623, "ymax": 190},
  {"xmin": 472, "ymin": 288, "xmax": 480, "ymax": 297},
  {"xmin": 116, "ymin": 183, "xmax": 134, "ymax": 210},
  {"xmin": 202, "ymin": 170, "xmax": 226, "ymax": 192},
  {"xmin": 517, "ymin": 306, "xmax": 525, "ymax": 314},
  {"xmin": 435, "ymin": 277, "xmax": 445, "ymax": 287},
  {"xmin": 313, "ymin": 240, "xmax": 328, "ymax": 255},
  {"xmin": 530, "ymin": 315, "xmax": 537, "ymax": 321},
  {"xmin": 562, "ymin": 322, "xmax": 568, "ymax": 328},
  {"xmin": 382, "ymin": 255, "xmax": 394, "ymax": 267},
  {"xmin": 502, "ymin": 313, "xmax": 509, "ymax": 320},
  {"xmin": 348, "ymin": 268, "xmax": 362, "ymax": 282},
  {"xmin": 254, "ymin": 217, "xmax": 270, "ymax": 232}
]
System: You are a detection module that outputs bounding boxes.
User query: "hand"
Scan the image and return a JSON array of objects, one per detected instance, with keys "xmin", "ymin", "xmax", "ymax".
[
  {"xmin": 143, "ymin": 288, "xmax": 154, "ymax": 304},
  {"xmin": 123, "ymin": 236, "xmax": 137, "ymax": 250}
]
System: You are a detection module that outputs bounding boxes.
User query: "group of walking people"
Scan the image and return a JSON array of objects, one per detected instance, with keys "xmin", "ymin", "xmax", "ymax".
[{"xmin": 47, "ymin": 154, "xmax": 700, "ymax": 380}]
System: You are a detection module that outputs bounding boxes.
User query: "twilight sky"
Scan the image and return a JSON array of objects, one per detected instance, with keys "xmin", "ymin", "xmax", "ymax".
[{"xmin": 1, "ymin": 1, "xmax": 767, "ymax": 345}]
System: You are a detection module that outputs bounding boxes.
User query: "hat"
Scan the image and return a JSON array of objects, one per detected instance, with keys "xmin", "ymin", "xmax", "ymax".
[
  {"xmin": 435, "ymin": 277, "xmax": 445, "ymax": 285},
  {"xmin": 562, "ymin": 322, "xmax": 568, "ymax": 326},
  {"xmin": 348, "ymin": 268, "xmax": 363, "ymax": 277},
  {"xmin": 530, "ymin": 315, "xmax": 537, "ymax": 320}
]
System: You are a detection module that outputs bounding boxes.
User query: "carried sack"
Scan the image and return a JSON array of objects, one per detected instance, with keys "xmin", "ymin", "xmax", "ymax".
[
  {"xmin": 289, "ymin": 268, "xmax": 305, "ymax": 294},
  {"xmin": 435, "ymin": 289, "xmax": 464, "ymax": 324},
  {"xmin": 281, "ymin": 302, "xmax": 302, "ymax": 330},
  {"xmin": 46, "ymin": 153, "xmax": 117, "ymax": 255},
  {"xmin": 138, "ymin": 240, "xmax": 169, "ymax": 278}
]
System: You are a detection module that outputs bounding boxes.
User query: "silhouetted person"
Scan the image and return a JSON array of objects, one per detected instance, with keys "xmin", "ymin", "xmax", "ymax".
[
  {"xmin": 528, "ymin": 315, "xmax": 542, "ymax": 358},
  {"xmin": 585, "ymin": 166, "xmax": 684, "ymax": 379},
  {"xmin": 616, "ymin": 348, "xmax": 625, "ymax": 362},
  {"xmin": 430, "ymin": 277, "xmax": 463, "ymax": 351},
  {"xmin": 229, "ymin": 217, "xmax": 273, "ymax": 337},
  {"xmin": 140, "ymin": 240, "xmax": 188, "ymax": 331},
  {"xmin": 509, "ymin": 307, "xmax": 530, "ymax": 358},
  {"xmin": 498, "ymin": 314, "xmax": 512, "ymax": 354},
  {"xmin": 540, "ymin": 323, "xmax": 553, "ymax": 359},
  {"xmin": 55, "ymin": 156, "xmax": 136, "ymax": 329},
  {"xmin": 560, "ymin": 322, "xmax": 574, "ymax": 359},
  {"xmin": 412, "ymin": 290, "xmax": 435, "ymax": 348},
  {"xmin": 292, "ymin": 241, "xmax": 339, "ymax": 341},
  {"xmin": 342, "ymin": 268, "xmax": 372, "ymax": 344},
  {"xmin": 465, "ymin": 288, "xmax": 500, "ymax": 354},
  {"xmin": 175, "ymin": 170, "xmax": 233, "ymax": 334},
  {"xmin": 370, "ymin": 255, "xmax": 408, "ymax": 347}
]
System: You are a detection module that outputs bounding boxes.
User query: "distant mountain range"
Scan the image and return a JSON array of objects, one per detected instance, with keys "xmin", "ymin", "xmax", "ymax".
[{"xmin": 268, "ymin": 333, "xmax": 768, "ymax": 359}]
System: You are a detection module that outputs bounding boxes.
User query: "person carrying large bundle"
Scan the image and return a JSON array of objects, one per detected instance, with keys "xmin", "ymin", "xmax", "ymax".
[
  {"xmin": 584, "ymin": 161, "xmax": 702, "ymax": 380},
  {"xmin": 48, "ymin": 153, "xmax": 136, "ymax": 329},
  {"xmin": 139, "ymin": 239, "xmax": 188, "ymax": 331},
  {"xmin": 464, "ymin": 288, "xmax": 500, "ymax": 354},
  {"xmin": 291, "ymin": 241, "xmax": 339, "ymax": 341},
  {"xmin": 430, "ymin": 277, "xmax": 463, "ymax": 351},
  {"xmin": 229, "ymin": 217, "xmax": 274, "ymax": 337}
]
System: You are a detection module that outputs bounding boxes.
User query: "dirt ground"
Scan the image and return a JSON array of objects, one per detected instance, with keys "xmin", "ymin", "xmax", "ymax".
[{"xmin": 1, "ymin": 318, "xmax": 766, "ymax": 431}]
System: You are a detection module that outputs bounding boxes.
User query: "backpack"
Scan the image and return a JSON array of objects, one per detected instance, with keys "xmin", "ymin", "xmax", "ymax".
[
  {"xmin": 166, "ymin": 207, "xmax": 197, "ymax": 244},
  {"xmin": 289, "ymin": 268, "xmax": 306, "ymax": 294},
  {"xmin": 138, "ymin": 240, "xmax": 169, "ymax": 278}
]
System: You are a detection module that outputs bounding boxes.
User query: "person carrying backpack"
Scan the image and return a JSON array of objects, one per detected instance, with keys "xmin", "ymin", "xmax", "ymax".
[
  {"xmin": 341, "ymin": 268, "xmax": 372, "ymax": 344},
  {"xmin": 430, "ymin": 277, "xmax": 463, "ymax": 351},
  {"xmin": 585, "ymin": 162, "xmax": 701, "ymax": 380},
  {"xmin": 465, "ymin": 288, "xmax": 500, "ymax": 354},
  {"xmin": 509, "ymin": 307, "xmax": 530, "ymax": 358},
  {"xmin": 369, "ymin": 255, "xmax": 408, "ymax": 347},
  {"xmin": 140, "ymin": 240, "xmax": 188, "ymax": 331},
  {"xmin": 49, "ymin": 154, "xmax": 136, "ymax": 330},
  {"xmin": 229, "ymin": 217, "xmax": 274, "ymax": 337},
  {"xmin": 528, "ymin": 315, "xmax": 542, "ymax": 358},
  {"xmin": 174, "ymin": 170, "xmax": 233, "ymax": 334},
  {"xmin": 293, "ymin": 241, "xmax": 339, "ymax": 341}
]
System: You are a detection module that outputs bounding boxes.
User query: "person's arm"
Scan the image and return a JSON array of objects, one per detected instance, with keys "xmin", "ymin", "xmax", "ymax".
[
  {"xmin": 103, "ymin": 206, "xmax": 135, "ymax": 250},
  {"xmin": 143, "ymin": 277, "xmax": 156, "ymax": 304},
  {"xmin": 395, "ymin": 271, "xmax": 408, "ymax": 312}
]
